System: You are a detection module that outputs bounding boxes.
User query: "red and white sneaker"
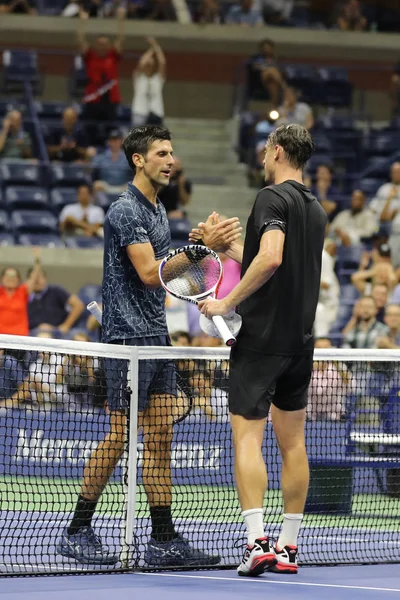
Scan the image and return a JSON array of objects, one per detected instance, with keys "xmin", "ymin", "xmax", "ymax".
[
  {"xmin": 237, "ymin": 537, "xmax": 277, "ymax": 577},
  {"xmin": 269, "ymin": 543, "xmax": 298, "ymax": 574}
]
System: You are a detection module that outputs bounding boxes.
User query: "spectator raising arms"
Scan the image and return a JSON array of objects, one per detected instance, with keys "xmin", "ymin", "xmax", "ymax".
[
  {"xmin": 351, "ymin": 258, "xmax": 397, "ymax": 296},
  {"xmin": 336, "ymin": 0, "xmax": 367, "ymax": 31},
  {"xmin": 78, "ymin": 7, "xmax": 125, "ymax": 124},
  {"xmin": 131, "ymin": 37, "xmax": 166, "ymax": 127},
  {"xmin": 330, "ymin": 189, "xmax": 378, "ymax": 247},
  {"xmin": 0, "ymin": 110, "xmax": 32, "ymax": 161},
  {"xmin": 0, "ymin": 248, "xmax": 42, "ymax": 337},
  {"xmin": 28, "ymin": 269, "xmax": 84, "ymax": 335},
  {"xmin": 59, "ymin": 184, "xmax": 105, "ymax": 239}
]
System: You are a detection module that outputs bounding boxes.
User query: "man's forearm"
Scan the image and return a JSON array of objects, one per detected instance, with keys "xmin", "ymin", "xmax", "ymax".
[
  {"xmin": 225, "ymin": 241, "xmax": 243, "ymax": 264},
  {"xmin": 223, "ymin": 252, "xmax": 279, "ymax": 310}
]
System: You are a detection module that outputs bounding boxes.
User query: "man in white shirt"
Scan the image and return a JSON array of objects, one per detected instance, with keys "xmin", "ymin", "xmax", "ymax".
[
  {"xmin": 314, "ymin": 247, "xmax": 340, "ymax": 337},
  {"xmin": 330, "ymin": 189, "xmax": 378, "ymax": 246},
  {"xmin": 59, "ymin": 184, "xmax": 105, "ymax": 238},
  {"xmin": 369, "ymin": 162, "xmax": 400, "ymax": 218}
]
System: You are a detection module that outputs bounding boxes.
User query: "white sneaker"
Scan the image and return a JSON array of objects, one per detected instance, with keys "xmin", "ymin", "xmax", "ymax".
[
  {"xmin": 237, "ymin": 537, "xmax": 277, "ymax": 577},
  {"xmin": 269, "ymin": 543, "xmax": 298, "ymax": 574}
]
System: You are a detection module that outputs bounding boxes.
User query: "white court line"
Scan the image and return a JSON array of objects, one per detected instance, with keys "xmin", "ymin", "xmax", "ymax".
[{"xmin": 138, "ymin": 572, "xmax": 400, "ymax": 593}]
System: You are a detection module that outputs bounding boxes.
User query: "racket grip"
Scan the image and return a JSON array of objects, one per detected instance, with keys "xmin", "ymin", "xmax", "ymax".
[
  {"xmin": 87, "ymin": 301, "xmax": 103, "ymax": 325},
  {"xmin": 212, "ymin": 315, "xmax": 236, "ymax": 347}
]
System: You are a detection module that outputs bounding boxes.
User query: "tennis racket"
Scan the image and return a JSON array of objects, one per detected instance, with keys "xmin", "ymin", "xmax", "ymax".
[{"xmin": 159, "ymin": 244, "xmax": 237, "ymax": 347}]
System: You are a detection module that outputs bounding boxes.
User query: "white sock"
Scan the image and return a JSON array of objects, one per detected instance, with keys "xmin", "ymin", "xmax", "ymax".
[
  {"xmin": 242, "ymin": 508, "xmax": 264, "ymax": 546},
  {"xmin": 277, "ymin": 513, "xmax": 303, "ymax": 549}
]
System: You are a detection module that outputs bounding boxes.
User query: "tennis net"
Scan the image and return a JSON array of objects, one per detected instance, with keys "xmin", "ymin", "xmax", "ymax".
[{"xmin": 0, "ymin": 334, "xmax": 399, "ymax": 575}]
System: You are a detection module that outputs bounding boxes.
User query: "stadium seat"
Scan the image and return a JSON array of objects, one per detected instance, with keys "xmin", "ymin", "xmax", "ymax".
[
  {"xmin": 50, "ymin": 188, "xmax": 78, "ymax": 214},
  {"xmin": 169, "ymin": 217, "xmax": 192, "ymax": 249},
  {"xmin": 0, "ymin": 100, "xmax": 28, "ymax": 117},
  {"xmin": 49, "ymin": 164, "xmax": 89, "ymax": 188},
  {"xmin": 306, "ymin": 153, "xmax": 333, "ymax": 174},
  {"xmin": 358, "ymin": 178, "xmax": 385, "ymax": 198},
  {"xmin": 116, "ymin": 104, "xmax": 132, "ymax": 124},
  {"xmin": 17, "ymin": 233, "xmax": 65, "ymax": 248},
  {"xmin": 336, "ymin": 245, "xmax": 363, "ymax": 271},
  {"xmin": 68, "ymin": 55, "xmax": 87, "ymax": 100},
  {"xmin": 0, "ymin": 210, "xmax": 9, "ymax": 232},
  {"xmin": 283, "ymin": 64, "xmax": 318, "ymax": 104},
  {"xmin": 361, "ymin": 156, "xmax": 392, "ymax": 179},
  {"xmin": 38, "ymin": 0, "xmax": 67, "ymax": 15},
  {"xmin": 11, "ymin": 210, "xmax": 58, "ymax": 234},
  {"xmin": 95, "ymin": 192, "xmax": 117, "ymax": 211},
  {"xmin": 312, "ymin": 132, "xmax": 332, "ymax": 154},
  {"xmin": 0, "ymin": 233, "xmax": 15, "ymax": 246},
  {"xmin": 4, "ymin": 186, "xmax": 48, "ymax": 211},
  {"xmin": 64, "ymin": 237, "xmax": 104, "ymax": 249},
  {"xmin": 316, "ymin": 67, "xmax": 353, "ymax": 107},
  {"xmin": 366, "ymin": 133, "xmax": 400, "ymax": 157},
  {"xmin": 1, "ymin": 50, "xmax": 42, "ymax": 94},
  {"xmin": 78, "ymin": 284, "xmax": 102, "ymax": 305},
  {"xmin": 0, "ymin": 162, "xmax": 43, "ymax": 187},
  {"xmin": 34, "ymin": 101, "xmax": 67, "ymax": 120}
]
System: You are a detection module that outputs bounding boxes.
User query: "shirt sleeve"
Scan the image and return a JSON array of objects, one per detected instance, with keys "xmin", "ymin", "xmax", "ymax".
[
  {"xmin": 108, "ymin": 201, "xmax": 149, "ymax": 247},
  {"xmin": 253, "ymin": 189, "xmax": 287, "ymax": 237}
]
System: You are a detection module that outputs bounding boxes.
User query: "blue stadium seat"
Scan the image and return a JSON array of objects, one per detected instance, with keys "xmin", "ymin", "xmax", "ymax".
[
  {"xmin": 316, "ymin": 67, "xmax": 353, "ymax": 107},
  {"xmin": 0, "ymin": 162, "xmax": 43, "ymax": 186},
  {"xmin": 358, "ymin": 178, "xmax": 385, "ymax": 198},
  {"xmin": 1, "ymin": 50, "xmax": 42, "ymax": 94},
  {"xmin": 38, "ymin": 0, "xmax": 67, "ymax": 15},
  {"xmin": 17, "ymin": 233, "xmax": 65, "ymax": 248},
  {"xmin": 283, "ymin": 64, "xmax": 318, "ymax": 104},
  {"xmin": 78, "ymin": 284, "xmax": 102, "ymax": 305},
  {"xmin": 306, "ymin": 153, "xmax": 333, "ymax": 174},
  {"xmin": 116, "ymin": 104, "xmax": 132, "ymax": 124},
  {"xmin": 0, "ymin": 233, "xmax": 15, "ymax": 246},
  {"xmin": 169, "ymin": 218, "xmax": 192, "ymax": 249},
  {"xmin": 361, "ymin": 156, "xmax": 392, "ymax": 179},
  {"xmin": 69, "ymin": 55, "xmax": 87, "ymax": 100},
  {"xmin": 312, "ymin": 132, "xmax": 332, "ymax": 154},
  {"xmin": 11, "ymin": 210, "xmax": 58, "ymax": 234},
  {"xmin": 34, "ymin": 101, "xmax": 67, "ymax": 120},
  {"xmin": 0, "ymin": 100, "xmax": 28, "ymax": 117},
  {"xmin": 96, "ymin": 192, "xmax": 117, "ymax": 211},
  {"xmin": 50, "ymin": 188, "xmax": 78, "ymax": 214},
  {"xmin": 5, "ymin": 186, "xmax": 48, "ymax": 211},
  {"xmin": 367, "ymin": 133, "xmax": 400, "ymax": 156},
  {"xmin": 49, "ymin": 164, "xmax": 89, "ymax": 188},
  {"xmin": 0, "ymin": 210, "xmax": 9, "ymax": 232},
  {"xmin": 64, "ymin": 237, "xmax": 104, "ymax": 249},
  {"xmin": 318, "ymin": 115, "xmax": 356, "ymax": 131},
  {"xmin": 336, "ymin": 245, "xmax": 363, "ymax": 270}
]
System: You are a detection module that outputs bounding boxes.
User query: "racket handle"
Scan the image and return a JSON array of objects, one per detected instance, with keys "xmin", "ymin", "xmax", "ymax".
[
  {"xmin": 87, "ymin": 301, "xmax": 103, "ymax": 325},
  {"xmin": 212, "ymin": 315, "xmax": 236, "ymax": 347}
]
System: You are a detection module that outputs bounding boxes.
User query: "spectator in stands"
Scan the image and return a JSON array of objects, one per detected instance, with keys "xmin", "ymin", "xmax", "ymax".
[
  {"xmin": 342, "ymin": 296, "xmax": 389, "ymax": 349},
  {"xmin": 193, "ymin": 0, "xmax": 221, "ymax": 23},
  {"xmin": 371, "ymin": 283, "xmax": 389, "ymax": 323},
  {"xmin": 314, "ymin": 246, "xmax": 339, "ymax": 337},
  {"xmin": 256, "ymin": 0, "xmax": 293, "ymax": 25},
  {"xmin": 59, "ymin": 184, "xmax": 105, "ymax": 239},
  {"xmin": 171, "ymin": 331, "xmax": 192, "ymax": 346},
  {"xmin": 47, "ymin": 107, "xmax": 88, "ymax": 164},
  {"xmin": 56, "ymin": 332, "xmax": 96, "ymax": 411},
  {"xmin": 351, "ymin": 257, "xmax": 397, "ymax": 296},
  {"xmin": 158, "ymin": 157, "xmax": 192, "ymax": 218},
  {"xmin": 249, "ymin": 39, "xmax": 286, "ymax": 108},
  {"xmin": 376, "ymin": 304, "xmax": 400, "ymax": 349},
  {"xmin": 276, "ymin": 86, "xmax": 314, "ymax": 130},
  {"xmin": 0, "ymin": 349, "xmax": 25, "ymax": 405},
  {"xmin": 0, "ymin": 110, "xmax": 32, "ymax": 161},
  {"xmin": 91, "ymin": 129, "xmax": 131, "ymax": 194},
  {"xmin": 0, "ymin": 248, "xmax": 42, "ymax": 337},
  {"xmin": 312, "ymin": 164, "xmax": 341, "ymax": 221},
  {"xmin": 0, "ymin": 0, "xmax": 36, "ymax": 14},
  {"xmin": 225, "ymin": 0, "xmax": 263, "ymax": 26},
  {"xmin": 148, "ymin": 0, "xmax": 176, "ymax": 20},
  {"xmin": 78, "ymin": 7, "xmax": 125, "ymax": 125},
  {"xmin": 369, "ymin": 162, "xmax": 400, "ymax": 220},
  {"xmin": 389, "ymin": 60, "xmax": 400, "ymax": 116},
  {"xmin": 131, "ymin": 37, "xmax": 166, "ymax": 127},
  {"xmin": 336, "ymin": 0, "xmax": 367, "ymax": 31},
  {"xmin": 330, "ymin": 189, "xmax": 378, "ymax": 247},
  {"xmin": 308, "ymin": 337, "xmax": 350, "ymax": 422},
  {"xmin": 28, "ymin": 270, "xmax": 85, "ymax": 335}
]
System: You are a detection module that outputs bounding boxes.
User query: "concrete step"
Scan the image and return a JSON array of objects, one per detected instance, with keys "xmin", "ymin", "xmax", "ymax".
[{"xmin": 187, "ymin": 184, "xmax": 254, "ymax": 224}]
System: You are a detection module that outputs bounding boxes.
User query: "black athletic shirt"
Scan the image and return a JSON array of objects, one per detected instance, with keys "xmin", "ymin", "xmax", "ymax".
[{"xmin": 237, "ymin": 180, "xmax": 327, "ymax": 355}]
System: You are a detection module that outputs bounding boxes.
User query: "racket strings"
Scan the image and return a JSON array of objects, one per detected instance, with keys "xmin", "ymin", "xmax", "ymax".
[{"xmin": 162, "ymin": 253, "xmax": 221, "ymax": 298}]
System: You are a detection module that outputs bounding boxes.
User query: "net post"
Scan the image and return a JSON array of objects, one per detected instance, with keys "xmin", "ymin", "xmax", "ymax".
[{"xmin": 121, "ymin": 346, "xmax": 139, "ymax": 568}]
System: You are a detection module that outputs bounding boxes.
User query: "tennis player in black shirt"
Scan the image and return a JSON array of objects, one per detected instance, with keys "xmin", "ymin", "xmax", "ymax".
[{"xmin": 199, "ymin": 124, "xmax": 327, "ymax": 576}]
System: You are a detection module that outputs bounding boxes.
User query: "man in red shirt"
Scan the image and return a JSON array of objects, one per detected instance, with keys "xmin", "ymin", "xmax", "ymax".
[{"xmin": 78, "ymin": 7, "xmax": 125, "ymax": 133}]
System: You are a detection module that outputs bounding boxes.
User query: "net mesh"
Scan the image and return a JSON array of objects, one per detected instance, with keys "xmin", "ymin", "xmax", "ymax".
[
  {"xmin": 161, "ymin": 248, "xmax": 221, "ymax": 298},
  {"xmin": 0, "ymin": 337, "xmax": 399, "ymax": 575}
]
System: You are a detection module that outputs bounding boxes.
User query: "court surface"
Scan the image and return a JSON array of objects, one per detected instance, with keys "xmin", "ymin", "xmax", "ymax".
[{"xmin": 0, "ymin": 565, "xmax": 399, "ymax": 600}]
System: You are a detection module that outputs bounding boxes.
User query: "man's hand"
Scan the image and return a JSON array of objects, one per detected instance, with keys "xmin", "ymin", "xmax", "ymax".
[
  {"xmin": 2, "ymin": 117, "xmax": 10, "ymax": 132},
  {"xmin": 189, "ymin": 212, "xmax": 242, "ymax": 252},
  {"xmin": 198, "ymin": 297, "xmax": 232, "ymax": 318},
  {"xmin": 58, "ymin": 323, "xmax": 70, "ymax": 335}
]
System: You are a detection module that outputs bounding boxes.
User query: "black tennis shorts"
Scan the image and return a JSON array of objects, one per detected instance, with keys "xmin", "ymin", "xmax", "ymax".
[{"xmin": 229, "ymin": 344, "xmax": 313, "ymax": 419}]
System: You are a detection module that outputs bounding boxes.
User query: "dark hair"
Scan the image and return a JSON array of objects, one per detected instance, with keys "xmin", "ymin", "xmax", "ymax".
[
  {"xmin": 267, "ymin": 124, "xmax": 315, "ymax": 170},
  {"xmin": 77, "ymin": 183, "xmax": 92, "ymax": 193},
  {"xmin": 361, "ymin": 295, "xmax": 377, "ymax": 306},
  {"xmin": 260, "ymin": 38, "xmax": 275, "ymax": 51},
  {"xmin": 123, "ymin": 125, "xmax": 172, "ymax": 172},
  {"xmin": 171, "ymin": 330, "xmax": 192, "ymax": 344},
  {"xmin": 26, "ymin": 266, "xmax": 46, "ymax": 278}
]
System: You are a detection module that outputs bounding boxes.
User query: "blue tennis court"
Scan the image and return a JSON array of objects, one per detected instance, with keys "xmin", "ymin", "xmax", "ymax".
[{"xmin": 1, "ymin": 565, "xmax": 399, "ymax": 600}]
